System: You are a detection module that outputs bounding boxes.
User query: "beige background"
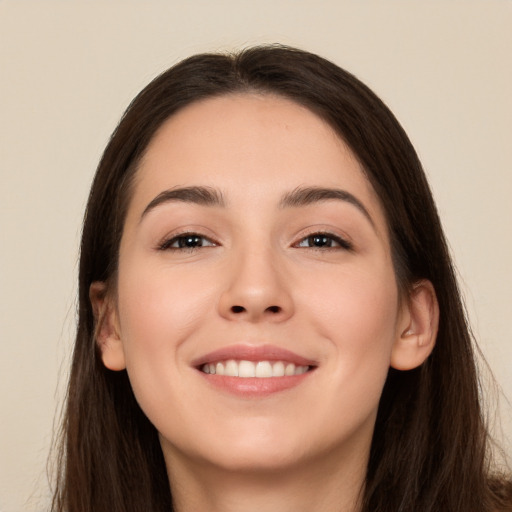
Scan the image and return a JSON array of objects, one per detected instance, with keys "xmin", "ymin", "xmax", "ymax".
[{"xmin": 1, "ymin": 1, "xmax": 511, "ymax": 510}]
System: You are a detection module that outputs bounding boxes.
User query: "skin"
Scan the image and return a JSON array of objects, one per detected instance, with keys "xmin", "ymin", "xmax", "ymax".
[{"xmin": 93, "ymin": 94, "xmax": 438, "ymax": 512}]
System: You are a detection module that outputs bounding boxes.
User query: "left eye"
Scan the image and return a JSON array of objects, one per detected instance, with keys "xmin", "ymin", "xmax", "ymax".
[
  {"xmin": 296, "ymin": 233, "xmax": 351, "ymax": 250},
  {"xmin": 159, "ymin": 233, "xmax": 216, "ymax": 251}
]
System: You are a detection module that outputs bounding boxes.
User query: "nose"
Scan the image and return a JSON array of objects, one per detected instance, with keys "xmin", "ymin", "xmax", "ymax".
[{"xmin": 217, "ymin": 246, "xmax": 294, "ymax": 323}]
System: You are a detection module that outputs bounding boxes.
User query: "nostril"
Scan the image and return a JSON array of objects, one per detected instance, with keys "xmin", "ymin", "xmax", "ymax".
[
  {"xmin": 266, "ymin": 305, "xmax": 281, "ymax": 314},
  {"xmin": 231, "ymin": 305, "xmax": 245, "ymax": 314}
]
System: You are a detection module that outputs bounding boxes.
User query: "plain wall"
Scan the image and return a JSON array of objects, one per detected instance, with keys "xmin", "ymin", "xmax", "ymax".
[{"xmin": 1, "ymin": 1, "xmax": 511, "ymax": 510}]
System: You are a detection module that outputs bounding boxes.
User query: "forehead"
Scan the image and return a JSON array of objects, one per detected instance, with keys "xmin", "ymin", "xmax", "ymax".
[
  {"xmin": 143, "ymin": 93, "xmax": 356, "ymax": 168},
  {"xmin": 129, "ymin": 93, "xmax": 387, "ymax": 234}
]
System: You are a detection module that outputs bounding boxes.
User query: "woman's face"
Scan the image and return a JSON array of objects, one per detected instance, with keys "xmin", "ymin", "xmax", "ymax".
[{"xmin": 103, "ymin": 94, "xmax": 412, "ymax": 474}]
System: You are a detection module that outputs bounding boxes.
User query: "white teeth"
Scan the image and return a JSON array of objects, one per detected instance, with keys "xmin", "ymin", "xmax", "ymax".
[
  {"xmin": 285, "ymin": 363, "xmax": 295, "ymax": 376},
  {"xmin": 225, "ymin": 359, "xmax": 239, "ymax": 377},
  {"xmin": 201, "ymin": 360, "xmax": 310, "ymax": 378},
  {"xmin": 255, "ymin": 361, "xmax": 273, "ymax": 378},
  {"xmin": 295, "ymin": 365, "xmax": 308, "ymax": 375},
  {"xmin": 238, "ymin": 360, "xmax": 256, "ymax": 377},
  {"xmin": 272, "ymin": 361, "xmax": 285, "ymax": 377}
]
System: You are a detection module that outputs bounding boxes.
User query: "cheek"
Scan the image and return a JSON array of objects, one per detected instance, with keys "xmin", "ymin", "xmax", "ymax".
[
  {"xmin": 114, "ymin": 259, "xmax": 223, "ymax": 437},
  {"xmin": 118, "ymin": 257, "xmax": 213, "ymax": 336},
  {"xmin": 115, "ymin": 258, "xmax": 217, "ymax": 388},
  {"xmin": 303, "ymin": 264, "xmax": 400, "ymax": 383},
  {"xmin": 292, "ymin": 267, "xmax": 399, "ymax": 441}
]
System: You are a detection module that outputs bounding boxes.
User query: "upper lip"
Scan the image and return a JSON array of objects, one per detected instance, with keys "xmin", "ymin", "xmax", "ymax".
[{"xmin": 191, "ymin": 344, "xmax": 317, "ymax": 368}]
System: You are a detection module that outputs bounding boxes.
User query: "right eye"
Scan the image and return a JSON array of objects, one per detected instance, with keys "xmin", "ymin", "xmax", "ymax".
[{"xmin": 158, "ymin": 233, "xmax": 217, "ymax": 252}]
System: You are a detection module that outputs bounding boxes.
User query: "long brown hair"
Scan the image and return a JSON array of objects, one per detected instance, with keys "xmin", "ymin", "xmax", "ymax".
[{"xmin": 51, "ymin": 45, "xmax": 511, "ymax": 512}]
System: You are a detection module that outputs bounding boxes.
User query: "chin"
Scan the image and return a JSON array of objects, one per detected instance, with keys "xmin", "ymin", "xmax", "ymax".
[
  {"xmin": 160, "ymin": 420, "xmax": 310, "ymax": 474},
  {"xmin": 203, "ymin": 442, "xmax": 309, "ymax": 474}
]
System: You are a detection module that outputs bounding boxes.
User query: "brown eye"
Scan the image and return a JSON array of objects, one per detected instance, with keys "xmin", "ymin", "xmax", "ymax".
[
  {"xmin": 296, "ymin": 233, "xmax": 352, "ymax": 250},
  {"xmin": 306, "ymin": 235, "xmax": 334, "ymax": 247},
  {"xmin": 160, "ymin": 233, "xmax": 216, "ymax": 251},
  {"xmin": 176, "ymin": 235, "xmax": 205, "ymax": 248}
]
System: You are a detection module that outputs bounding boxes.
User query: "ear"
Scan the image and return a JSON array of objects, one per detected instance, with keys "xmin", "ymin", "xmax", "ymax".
[
  {"xmin": 391, "ymin": 279, "xmax": 439, "ymax": 371},
  {"xmin": 89, "ymin": 281, "xmax": 126, "ymax": 371}
]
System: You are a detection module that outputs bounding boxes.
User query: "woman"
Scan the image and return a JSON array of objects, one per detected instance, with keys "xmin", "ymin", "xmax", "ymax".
[{"xmin": 52, "ymin": 45, "xmax": 511, "ymax": 511}]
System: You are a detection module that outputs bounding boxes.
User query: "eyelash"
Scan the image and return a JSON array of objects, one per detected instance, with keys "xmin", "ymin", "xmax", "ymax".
[
  {"xmin": 294, "ymin": 232, "xmax": 353, "ymax": 251},
  {"xmin": 157, "ymin": 231, "xmax": 352, "ymax": 252},
  {"xmin": 158, "ymin": 232, "xmax": 217, "ymax": 252}
]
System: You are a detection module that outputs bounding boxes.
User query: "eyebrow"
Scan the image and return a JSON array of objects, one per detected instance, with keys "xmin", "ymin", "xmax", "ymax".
[
  {"xmin": 141, "ymin": 184, "xmax": 374, "ymax": 227},
  {"xmin": 279, "ymin": 186, "xmax": 375, "ymax": 227},
  {"xmin": 141, "ymin": 186, "xmax": 226, "ymax": 219}
]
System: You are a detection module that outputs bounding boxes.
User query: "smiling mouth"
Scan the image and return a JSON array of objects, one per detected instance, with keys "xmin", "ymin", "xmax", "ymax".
[{"xmin": 201, "ymin": 360, "xmax": 312, "ymax": 378}]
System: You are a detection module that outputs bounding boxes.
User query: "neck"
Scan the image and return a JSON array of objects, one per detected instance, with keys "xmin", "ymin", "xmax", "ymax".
[{"xmin": 162, "ymin": 441, "xmax": 368, "ymax": 512}]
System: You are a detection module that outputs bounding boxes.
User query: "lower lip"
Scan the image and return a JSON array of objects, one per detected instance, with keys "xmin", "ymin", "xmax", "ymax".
[{"xmin": 199, "ymin": 371, "xmax": 312, "ymax": 398}]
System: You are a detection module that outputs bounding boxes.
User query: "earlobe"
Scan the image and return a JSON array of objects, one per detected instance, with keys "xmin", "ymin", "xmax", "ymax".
[
  {"xmin": 391, "ymin": 280, "xmax": 439, "ymax": 371},
  {"xmin": 89, "ymin": 281, "xmax": 126, "ymax": 371}
]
